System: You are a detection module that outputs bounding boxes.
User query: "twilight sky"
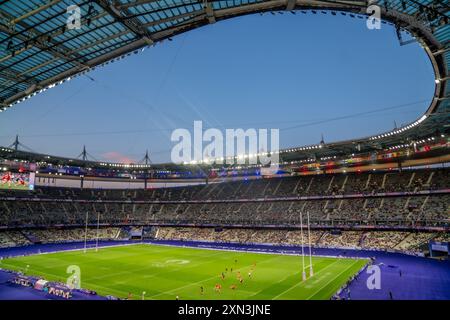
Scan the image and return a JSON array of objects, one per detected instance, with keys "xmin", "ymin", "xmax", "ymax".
[{"xmin": 0, "ymin": 12, "xmax": 435, "ymax": 164}]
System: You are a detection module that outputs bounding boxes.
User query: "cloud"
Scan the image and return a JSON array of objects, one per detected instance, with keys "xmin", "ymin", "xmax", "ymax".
[{"xmin": 101, "ymin": 151, "xmax": 136, "ymax": 164}]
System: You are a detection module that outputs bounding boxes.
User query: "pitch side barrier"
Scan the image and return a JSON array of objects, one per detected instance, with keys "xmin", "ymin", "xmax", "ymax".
[{"xmin": 1, "ymin": 188, "xmax": 449, "ymax": 204}]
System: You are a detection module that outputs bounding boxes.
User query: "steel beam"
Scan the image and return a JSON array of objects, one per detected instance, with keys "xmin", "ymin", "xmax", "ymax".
[{"xmin": 94, "ymin": 0, "xmax": 154, "ymax": 45}]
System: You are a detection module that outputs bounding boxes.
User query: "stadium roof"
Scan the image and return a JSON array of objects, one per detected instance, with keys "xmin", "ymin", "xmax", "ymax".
[{"xmin": 0, "ymin": 0, "xmax": 448, "ymax": 167}]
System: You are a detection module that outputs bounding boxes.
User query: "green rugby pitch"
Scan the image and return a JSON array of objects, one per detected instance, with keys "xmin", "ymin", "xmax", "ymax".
[{"xmin": 1, "ymin": 244, "xmax": 367, "ymax": 300}]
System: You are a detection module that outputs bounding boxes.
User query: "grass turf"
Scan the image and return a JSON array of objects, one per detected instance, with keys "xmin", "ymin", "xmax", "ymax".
[
  {"xmin": 0, "ymin": 244, "xmax": 367, "ymax": 300},
  {"xmin": 0, "ymin": 183, "xmax": 30, "ymax": 190}
]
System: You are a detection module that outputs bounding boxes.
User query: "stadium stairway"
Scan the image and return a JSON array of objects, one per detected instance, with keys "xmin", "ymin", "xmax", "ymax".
[
  {"xmin": 21, "ymin": 230, "xmax": 39, "ymax": 244},
  {"xmin": 358, "ymin": 233, "xmax": 367, "ymax": 247}
]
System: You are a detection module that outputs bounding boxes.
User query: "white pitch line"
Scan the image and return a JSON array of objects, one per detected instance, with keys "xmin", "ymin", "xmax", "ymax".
[
  {"xmin": 147, "ymin": 254, "xmax": 283, "ymax": 299},
  {"xmin": 304, "ymin": 260, "xmax": 361, "ymax": 300},
  {"xmin": 88, "ymin": 250, "xmax": 227, "ymax": 282},
  {"xmin": 271, "ymin": 259, "xmax": 342, "ymax": 300},
  {"xmin": 249, "ymin": 258, "xmax": 326, "ymax": 298}
]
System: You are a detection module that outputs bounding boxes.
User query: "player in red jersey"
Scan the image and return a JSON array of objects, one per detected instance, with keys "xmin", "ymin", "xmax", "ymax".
[
  {"xmin": 17, "ymin": 175, "xmax": 26, "ymax": 186},
  {"xmin": 1, "ymin": 172, "xmax": 12, "ymax": 187}
]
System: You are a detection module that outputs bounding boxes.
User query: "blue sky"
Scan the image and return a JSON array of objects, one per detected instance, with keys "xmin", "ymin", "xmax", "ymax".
[{"xmin": 0, "ymin": 12, "xmax": 435, "ymax": 163}]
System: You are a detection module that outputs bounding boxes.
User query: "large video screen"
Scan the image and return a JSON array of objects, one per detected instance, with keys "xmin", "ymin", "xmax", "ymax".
[{"xmin": 0, "ymin": 170, "xmax": 35, "ymax": 191}]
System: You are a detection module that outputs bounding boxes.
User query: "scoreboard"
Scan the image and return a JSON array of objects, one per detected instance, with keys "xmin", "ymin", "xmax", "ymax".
[{"xmin": 429, "ymin": 241, "xmax": 449, "ymax": 257}]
